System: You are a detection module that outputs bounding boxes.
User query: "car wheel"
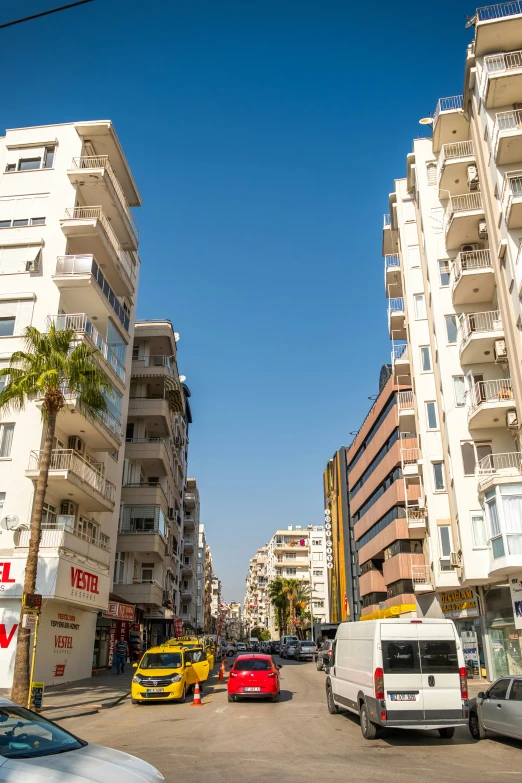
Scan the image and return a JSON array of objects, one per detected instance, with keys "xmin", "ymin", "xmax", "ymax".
[
  {"xmin": 326, "ymin": 685, "xmax": 339, "ymax": 715},
  {"xmin": 438, "ymin": 727, "xmax": 455, "ymax": 739},
  {"xmin": 271, "ymin": 691, "xmax": 280, "ymax": 703},
  {"xmin": 360, "ymin": 703, "xmax": 378, "ymax": 740},
  {"xmin": 227, "ymin": 651, "xmax": 234, "ymax": 657},
  {"xmin": 228, "ymin": 693, "xmax": 235, "ymax": 703},
  {"xmin": 469, "ymin": 711, "xmax": 486, "ymax": 740},
  {"xmin": 177, "ymin": 685, "xmax": 186, "ymax": 704},
  {"xmin": 131, "ymin": 698, "xmax": 141, "ymax": 705}
]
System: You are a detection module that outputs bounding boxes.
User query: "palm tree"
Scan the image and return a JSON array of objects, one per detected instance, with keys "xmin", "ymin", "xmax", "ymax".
[
  {"xmin": 267, "ymin": 579, "xmax": 289, "ymax": 639},
  {"xmin": 294, "ymin": 583, "xmax": 312, "ymax": 639},
  {"xmin": 282, "ymin": 578, "xmax": 301, "ymax": 636},
  {"xmin": 0, "ymin": 325, "xmax": 112, "ymax": 705}
]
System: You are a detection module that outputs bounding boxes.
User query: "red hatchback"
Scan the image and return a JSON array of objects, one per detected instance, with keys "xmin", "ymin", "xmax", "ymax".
[{"xmin": 228, "ymin": 654, "xmax": 281, "ymax": 702}]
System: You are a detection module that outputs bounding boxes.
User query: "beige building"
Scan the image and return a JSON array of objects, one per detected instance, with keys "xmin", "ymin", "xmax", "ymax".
[
  {"xmin": 244, "ymin": 547, "xmax": 268, "ymax": 634},
  {"xmin": 181, "ymin": 477, "xmax": 199, "ymax": 631}
]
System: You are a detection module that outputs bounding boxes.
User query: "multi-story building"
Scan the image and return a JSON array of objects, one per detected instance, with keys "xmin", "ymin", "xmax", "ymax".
[
  {"xmin": 196, "ymin": 523, "xmax": 207, "ymax": 634},
  {"xmin": 180, "ymin": 477, "xmax": 199, "ymax": 632},
  {"xmin": 204, "ymin": 544, "xmax": 213, "ymax": 632},
  {"xmin": 115, "ymin": 319, "xmax": 189, "ymax": 648},
  {"xmin": 220, "ymin": 600, "xmax": 242, "ymax": 640},
  {"xmin": 210, "ymin": 574, "xmax": 222, "ymax": 632},
  {"xmin": 0, "ymin": 121, "xmax": 141, "ymax": 690},
  {"xmin": 244, "ymin": 547, "xmax": 268, "ymax": 633}
]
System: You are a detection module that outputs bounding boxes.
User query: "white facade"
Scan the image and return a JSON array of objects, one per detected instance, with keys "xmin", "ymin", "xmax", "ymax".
[
  {"xmin": 210, "ymin": 575, "xmax": 221, "ymax": 625},
  {"xmin": 196, "ymin": 523, "xmax": 207, "ymax": 632},
  {"xmin": 180, "ymin": 478, "xmax": 199, "ymax": 631},
  {"xmin": 0, "ymin": 121, "xmax": 140, "ymax": 690},
  {"xmin": 243, "ymin": 547, "xmax": 268, "ymax": 633}
]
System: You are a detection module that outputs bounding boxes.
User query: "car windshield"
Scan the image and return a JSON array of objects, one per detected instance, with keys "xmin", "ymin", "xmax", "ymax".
[
  {"xmin": 0, "ymin": 706, "xmax": 84, "ymax": 759},
  {"xmin": 235, "ymin": 659, "xmax": 273, "ymax": 671},
  {"xmin": 140, "ymin": 652, "xmax": 182, "ymax": 669}
]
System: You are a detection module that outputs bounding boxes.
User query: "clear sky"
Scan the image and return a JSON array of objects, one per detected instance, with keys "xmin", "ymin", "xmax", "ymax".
[{"xmin": 1, "ymin": 0, "xmax": 475, "ymax": 601}]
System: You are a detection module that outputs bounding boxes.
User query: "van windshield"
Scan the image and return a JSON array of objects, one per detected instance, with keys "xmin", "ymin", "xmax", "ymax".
[{"xmin": 382, "ymin": 640, "xmax": 458, "ymax": 674}]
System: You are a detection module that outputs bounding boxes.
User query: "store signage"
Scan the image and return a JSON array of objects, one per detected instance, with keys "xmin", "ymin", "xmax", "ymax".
[
  {"xmin": 108, "ymin": 622, "xmax": 116, "ymax": 667},
  {"xmin": 509, "ymin": 576, "xmax": 522, "ymax": 630},
  {"xmin": 438, "ymin": 589, "xmax": 479, "ymax": 619},
  {"xmin": 0, "ymin": 562, "xmax": 16, "ymax": 586},
  {"xmin": 103, "ymin": 602, "xmax": 135, "ymax": 621},
  {"xmin": 54, "ymin": 635, "xmax": 73, "ymax": 651},
  {"xmin": 0, "ymin": 624, "xmax": 18, "ymax": 648}
]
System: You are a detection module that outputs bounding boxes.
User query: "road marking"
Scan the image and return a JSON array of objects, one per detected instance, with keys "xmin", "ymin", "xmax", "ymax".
[{"xmin": 215, "ymin": 706, "xmax": 228, "ymax": 714}]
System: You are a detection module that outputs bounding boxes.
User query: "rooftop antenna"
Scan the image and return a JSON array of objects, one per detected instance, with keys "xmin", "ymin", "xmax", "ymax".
[{"xmin": 464, "ymin": 14, "xmax": 477, "ymax": 29}]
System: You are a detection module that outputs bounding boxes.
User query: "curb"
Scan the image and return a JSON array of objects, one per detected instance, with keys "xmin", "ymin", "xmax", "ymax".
[
  {"xmin": 48, "ymin": 691, "xmax": 131, "ymax": 721},
  {"xmin": 100, "ymin": 691, "xmax": 131, "ymax": 709}
]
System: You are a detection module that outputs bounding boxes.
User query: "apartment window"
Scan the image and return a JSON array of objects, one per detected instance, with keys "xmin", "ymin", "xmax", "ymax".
[
  {"xmin": 407, "ymin": 245, "xmax": 421, "ymax": 268},
  {"xmin": 0, "ymin": 245, "xmax": 41, "ymax": 275},
  {"xmin": 182, "ymin": 604, "xmax": 188, "ymax": 614},
  {"xmin": 426, "ymin": 163, "xmax": 437, "ymax": 186},
  {"xmin": 414, "ymin": 294, "xmax": 426, "ymax": 319},
  {"xmin": 141, "ymin": 563, "xmax": 154, "ymax": 582},
  {"xmin": 42, "ymin": 502, "xmax": 57, "ymax": 526},
  {"xmin": 132, "ymin": 345, "xmax": 139, "ymax": 359},
  {"xmin": 445, "ymin": 315, "xmax": 458, "ymax": 344},
  {"xmin": 425, "ymin": 401, "xmax": 438, "ymax": 430},
  {"xmin": 312, "ymin": 538, "xmax": 322, "ymax": 546},
  {"xmin": 4, "ymin": 147, "xmax": 55, "ymax": 173},
  {"xmin": 18, "ymin": 158, "xmax": 41, "ymax": 172},
  {"xmin": 315, "ymin": 582, "xmax": 325, "ymax": 593},
  {"xmin": 430, "ymin": 207, "xmax": 444, "ymax": 234},
  {"xmin": 313, "ymin": 569, "xmax": 323, "ymax": 577},
  {"xmin": 0, "ymin": 424, "xmax": 14, "ymax": 458},
  {"xmin": 432, "ymin": 461, "xmax": 446, "ymax": 492},
  {"xmin": 471, "ymin": 513, "xmax": 487, "ymax": 548},
  {"xmin": 438, "ymin": 524, "xmax": 453, "ymax": 564},
  {"xmin": 420, "ymin": 346, "xmax": 432, "ymax": 372},
  {"xmin": 286, "ymin": 552, "xmax": 296, "ymax": 559},
  {"xmin": 439, "ymin": 260, "xmax": 450, "ymax": 287},
  {"xmin": 77, "ymin": 516, "xmax": 98, "ymax": 543},
  {"xmin": 114, "ymin": 552, "xmax": 125, "ymax": 583},
  {"xmin": 461, "ymin": 442, "xmax": 476, "ymax": 476},
  {"xmin": 313, "ymin": 600, "xmax": 325, "ymax": 608},
  {"xmin": 0, "ymin": 195, "xmax": 48, "ymax": 228},
  {"xmin": 43, "ymin": 147, "xmax": 55, "ymax": 168},
  {"xmin": 285, "ymin": 568, "xmax": 297, "ymax": 576},
  {"xmin": 313, "ymin": 552, "xmax": 323, "ymax": 561},
  {"xmin": 453, "ymin": 376, "xmax": 466, "ymax": 407},
  {"xmin": 0, "ymin": 318, "xmax": 15, "ymax": 337}
]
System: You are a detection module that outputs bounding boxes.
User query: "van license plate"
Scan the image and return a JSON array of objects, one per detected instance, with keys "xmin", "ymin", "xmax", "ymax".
[
  {"xmin": 244, "ymin": 687, "xmax": 260, "ymax": 692},
  {"xmin": 146, "ymin": 688, "xmax": 164, "ymax": 693},
  {"xmin": 390, "ymin": 693, "xmax": 416, "ymax": 701}
]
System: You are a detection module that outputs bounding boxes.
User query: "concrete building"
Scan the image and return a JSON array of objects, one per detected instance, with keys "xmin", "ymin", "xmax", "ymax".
[
  {"xmin": 180, "ymin": 478, "xmax": 199, "ymax": 632},
  {"xmin": 210, "ymin": 574, "xmax": 222, "ymax": 633},
  {"xmin": 244, "ymin": 547, "xmax": 268, "ymax": 634},
  {"xmin": 0, "ymin": 121, "xmax": 141, "ymax": 690},
  {"xmin": 196, "ymin": 523, "xmax": 207, "ymax": 634},
  {"xmin": 115, "ymin": 319, "xmax": 189, "ymax": 648},
  {"xmin": 221, "ymin": 600, "xmax": 242, "ymax": 640},
  {"xmin": 204, "ymin": 544, "xmax": 213, "ymax": 632}
]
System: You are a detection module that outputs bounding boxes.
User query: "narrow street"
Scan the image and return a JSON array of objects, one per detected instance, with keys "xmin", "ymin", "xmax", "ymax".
[{"xmin": 59, "ymin": 659, "xmax": 522, "ymax": 783}]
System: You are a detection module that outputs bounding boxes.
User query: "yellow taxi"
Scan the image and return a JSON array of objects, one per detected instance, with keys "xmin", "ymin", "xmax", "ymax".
[
  {"xmin": 131, "ymin": 644, "xmax": 210, "ymax": 703},
  {"xmin": 166, "ymin": 635, "xmax": 215, "ymax": 669}
]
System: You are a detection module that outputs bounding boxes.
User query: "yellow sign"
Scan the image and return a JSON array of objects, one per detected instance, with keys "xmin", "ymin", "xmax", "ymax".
[
  {"xmin": 440, "ymin": 589, "xmax": 473, "ymax": 603},
  {"xmin": 439, "ymin": 589, "xmax": 479, "ymax": 619}
]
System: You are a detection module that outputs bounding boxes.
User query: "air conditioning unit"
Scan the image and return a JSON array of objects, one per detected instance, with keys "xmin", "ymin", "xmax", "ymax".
[
  {"xmin": 60, "ymin": 500, "xmax": 77, "ymax": 517},
  {"xmin": 494, "ymin": 339, "xmax": 508, "ymax": 362},
  {"xmin": 478, "ymin": 219, "xmax": 488, "ymax": 239},
  {"xmin": 467, "ymin": 164, "xmax": 479, "ymax": 191},
  {"xmin": 506, "ymin": 409, "xmax": 518, "ymax": 429},
  {"xmin": 461, "ymin": 243, "xmax": 480, "ymax": 253},
  {"xmin": 174, "ymin": 436, "xmax": 181, "ymax": 447},
  {"xmin": 168, "ymin": 507, "xmax": 175, "ymax": 519},
  {"xmin": 450, "ymin": 551, "xmax": 462, "ymax": 568},
  {"xmin": 68, "ymin": 436, "xmax": 85, "ymax": 454}
]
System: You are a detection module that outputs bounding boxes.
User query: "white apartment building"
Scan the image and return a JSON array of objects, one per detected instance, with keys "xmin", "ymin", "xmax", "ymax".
[
  {"xmin": 180, "ymin": 478, "xmax": 199, "ymax": 631},
  {"xmin": 244, "ymin": 546, "xmax": 268, "ymax": 633},
  {"xmin": 380, "ymin": 3, "xmax": 522, "ymax": 681},
  {"xmin": 196, "ymin": 523, "xmax": 207, "ymax": 633},
  {"xmin": 210, "ymin": 574, "xmax": 222, "ymax": 630},
  {"xmin": 0, "ymin": 121, "xmax": 140, "ymax": 690}
]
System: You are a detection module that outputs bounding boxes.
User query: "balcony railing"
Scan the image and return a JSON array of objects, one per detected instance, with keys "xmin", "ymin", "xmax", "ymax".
[
  {"xmin": 407, "ymin": 507, "xmax": 427, "ymax": 524},
  {"xmin": 17, "ymin": 519, "xmax": 110, "ymax": 552},
  {"xmin": 433, "ymin": 95, "xmax": 463, "ymax": 127},
  {"xmin": 458, "ymin": 310, "xmax": 502, "ymax": 345},
  {"xmin": 477, "ymin": 452, "xmax": 522, "ymax": 485},
  {"xmin": 484, "ymin": 48, "xmax": 522, "ymax": 75},
  {"xmin": 398, "ymin": 390, "xmax": 414, "ymax": 412},
  {"xmin": 54, "ymin": 255, "xmax": 130, "ymax": 332},
  {"xmin": 63, "ymin": 207, "xmax": 136, "ymax": 288},
  {"xmin": 452, "ymin": 248, "xmax": 492, "ymax": 289},
  {"xmin": 383, "ymin": 214, "xmax": 391, "ymax": 227},
  {"xmin": 468, "ymin": 378, "xmax": 514, "ymax": 413},
  {"xmin": 411, "ymin": 564, "xmax": 432, "ymax": 587},
  {"xmin": 28, "ymin": 449, "xmax": 116, "ymax": 503},
  {"xmin": 391, "ymin": 343, "xmax": 408, "ymax": 361},
  {"xmin": 477, "ymin": 2, "xmax": 522, "ymax": 21},
  {"xmin": 401, "ymin": 447, "xmax": 420, "ymax": 465},
  {"xmin": 445, "ymin": 192, "xmax": 483, "ymax": 226},
  {"xmin": 493, "ymin": 109, "xmax": 522, "ymax": 158},
  {"xmin": 133, "ymin": 355, "xmax": 177, "ymax": 378},
  {"xmin": 47, "ymin": 313, "xmax": 126, "ymax": 383},
  {"xmin": 385, "ymin": 254, "xmax": 400, "ymax": 270},
  {"xmin": 438, "ymin": 140, "xmax": 474, "ymax": 180},
  {"xmin": 501, "ymin": 171, "xmax": 522, "ymax": 219},
  {"xmin": 388, "ymin": 298, "xmax": 404, "ymax": 313},
  {"xmin": 70, "ymin": 156, "xmax": 139, "ymax": 243}
]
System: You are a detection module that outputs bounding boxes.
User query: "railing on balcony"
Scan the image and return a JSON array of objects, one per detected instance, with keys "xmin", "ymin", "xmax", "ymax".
[
  {"xmin": 477, "ymin": 452, "xmax": 522, "ymax": 488},
  {"xmin": 383, "ymin": 214, "xmax": 391, "ymax": 227},
  {"xmin": 391, "ymin": 343, "xmax": 408, "ymax": 361},
  {"xmin": 62, "ymin": 207, "xmax": 136, "ymax": 287},
  {"xmin": 401, "ymin": 447, "xmax": 420, "ymax": 465},
  {"xmin": 398, "ymin": 390, "xmax": 414, "ymax": 412},
  {"xmin": 433, "ymin": 95, "xmax": 463, "ymax": 127},
  {"xmin": 501, "ymin": 171, "xmax": 522, "ymax": 219},
  {"xmin": 42, "ymin": 381, "xmax": 123, "ymax": 441},
  {"xmin": 445, "ymin": 192, "xmax": 483, "ymax": 226},
  {"xmin": 55, "ymin": 255, "xmax": 130, "ymax": 332},
  {"xmin": 407, "ymin": 507, "xmax": 427, "ymax": 525},
  {"xmin": 47, "ymin": 313, "xmax": 126, "ymax": 383},
  {"xmin": 411, "ymin": 564, "xmax": 432, "ymax": 587},
  {"xmin": 132, "ymin": 355, "xmax": 177, "ymax": 378},
  {"xmin": 28, "ymin": 449, "xmax": 116, "ymax": 503},
  {"xmin": 458, "ymin": 310, "xmax": 502, "ymax": 345},
  {"xmin": 485, "ymin": 48, "xmax": 522, "ymax": 75},
  {"xmin": 388, "ymin": 298, "xmax": 404, "ymax": 313},
  {"xmin": 438, "ymin": 140, "xmax": 474, "ymax": 180},
  {"xmin": 70, "ymin": 157, "xmax": 139, "ymax": 242},
  {"xmin": 452, "ymin": 248, "xmax": 492, "ymax": 289},
  {"xmin": 385, "ymin": 254, "xmax": 400, "ymax": 271},
  {"xmin": 468, "ymin": 378, "xmax": 514, "ymax": 413},
  {"xmin": 493, "ymin": 109, "xmax": 522, "ymax": 158},
  {"xmin": 477, "ymin": 2, "xmax": 522, "ymax": 21},
  {"xmin": 17, "ymin": 519, "xmax": 111, "ymax": 552}
]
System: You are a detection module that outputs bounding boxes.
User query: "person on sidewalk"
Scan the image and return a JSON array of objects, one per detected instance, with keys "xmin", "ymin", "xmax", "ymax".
[{"xmin": 114, "ymin": 636, "xmax": 129, "ymax": 674}]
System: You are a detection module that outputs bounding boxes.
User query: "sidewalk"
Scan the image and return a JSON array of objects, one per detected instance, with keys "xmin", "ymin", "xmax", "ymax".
[{"xmin": 42, "ymin": 668, "xmax": 132, "ymax": 721}]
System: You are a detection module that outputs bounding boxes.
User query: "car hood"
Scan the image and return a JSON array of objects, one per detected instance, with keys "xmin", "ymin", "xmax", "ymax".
[{"xmin": 0, "ymin": 742, "xmax": 163, "ymax": 783}]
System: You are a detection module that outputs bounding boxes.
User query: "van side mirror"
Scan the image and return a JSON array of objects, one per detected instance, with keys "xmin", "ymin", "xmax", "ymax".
[
  {"xmin": 477, "ymin": 691, "xmax": 485, "ymax": 700},
  {"xmin": 185, "ymin": 661, "xmax": 192, "ymax": 667},
  {"xmin": 132, "ymin": 663, "xmax": 138, "ymax": 668}
]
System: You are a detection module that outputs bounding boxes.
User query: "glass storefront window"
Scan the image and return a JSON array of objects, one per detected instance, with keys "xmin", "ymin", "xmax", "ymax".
[{"xmin": 485, "ymin": 585, "xmax": 522, "ymax": 680}]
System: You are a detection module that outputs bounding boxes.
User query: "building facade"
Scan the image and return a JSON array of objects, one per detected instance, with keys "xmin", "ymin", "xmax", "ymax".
[
  {"xmin": 196, "ymin": 523, "xmax": 207, "ymax": 634},
  {"xmin": 204, "ymin": 544, "xmax": 213, "ymax": 632},
  {"xmin": 0, "ymin": 121, "xmax": 141, "ymax": 690},
  {"xmin": 243, "ymin": 547, "xmax": 268, "ymax": 634},
  {"xmin": 180, "ymin": 478, "xmax": 199, "ymax": 632},
  {"xmin": 210, "ymin": 574, "xmax": 222, "ymax": 632}
]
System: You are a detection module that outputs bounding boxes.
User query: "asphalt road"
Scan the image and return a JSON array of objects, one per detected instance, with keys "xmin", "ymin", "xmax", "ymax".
[{"xmin": 60, "ymin": 657, "xmax": 522, "ymax": 783}]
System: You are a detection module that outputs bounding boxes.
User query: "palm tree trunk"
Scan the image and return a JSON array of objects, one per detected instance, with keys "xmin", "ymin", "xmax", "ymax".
[
  {"xmin": 289, "ymin": 594, "xmax": 295, "ymax": 633},
  {"xmin": 11, "ymin": 412, "xmax": 57, "ymax": 706}
]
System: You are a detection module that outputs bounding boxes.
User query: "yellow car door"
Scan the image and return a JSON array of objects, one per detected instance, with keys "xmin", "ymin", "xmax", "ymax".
[{"xmin": 186, "ymin": 648, "xmax": 210, "ymax": 684}]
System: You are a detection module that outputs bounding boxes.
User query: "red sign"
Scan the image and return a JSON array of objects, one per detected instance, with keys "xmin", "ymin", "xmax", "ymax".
[
  {"xmin": 53, "ymin": 664, "xmax": 66, "ymax": 677},
  {"xmin": 54, "ymin": 635, "xmax": 73, "ymax": 649},
  {"xmin": 103, "ymin": 602, "xmax": 135, "ymax": 621},
  {"xmin": 0, "ymin": 624, "xmax": 17, "ymax": 649},
  {"xmin": 174, "ymin": 619, "xmax": 184, "ymax": 637},
  {"xmin": 108, "ymin": 622, "xmax": 116, "ymax": 667},
  {"xmin": 0, "ymin": 563, "xmax": 16, "ymax": 583},
  {"xmin": 71, "ymin": 568, "xmax": 99, "ymax": 594}
]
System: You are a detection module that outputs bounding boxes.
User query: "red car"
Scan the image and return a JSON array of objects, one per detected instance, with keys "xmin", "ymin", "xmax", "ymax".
[{"xmin": 227, "ymin": 654, "xmax": 281, "ymax": 702}]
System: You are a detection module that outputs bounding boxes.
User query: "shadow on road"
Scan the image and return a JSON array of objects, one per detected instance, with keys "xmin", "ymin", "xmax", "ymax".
[{"xmin": 338, "ymin": 710, "xmax": 475, "ymax": 746}]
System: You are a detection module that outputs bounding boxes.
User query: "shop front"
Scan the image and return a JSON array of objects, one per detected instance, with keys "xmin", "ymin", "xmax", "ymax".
[
  {"xmin": 437, "ymin": 588, "xmax": 486, "ymax": 678},
  {"xmin": 143, "ymin": 606, "xmax": 175, "ymax": 647},
  {"xmin": 483, "ymin": 578, "xmax": 522, "ymax": 681},
  {"xmin": 99, "ymin": 598, "xmax": 141, "ymax": 667}
]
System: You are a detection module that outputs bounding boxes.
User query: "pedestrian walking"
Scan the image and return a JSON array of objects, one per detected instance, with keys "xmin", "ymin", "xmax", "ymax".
[{"xmin": 114, "ymin": 636, "xmax": 129, "ymax": 674}]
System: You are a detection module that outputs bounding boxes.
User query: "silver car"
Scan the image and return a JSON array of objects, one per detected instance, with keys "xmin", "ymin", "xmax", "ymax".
[
  {"xmin": 0, "ymin": 698, "xmax": 163, "ymax": 782},
  {"xmin": 469, "ymin": 676, "xmax": 522, "ymax": 741},
  {"xmin": 296, "ymin": 641, "xmax": 318, "ymax": 661}
]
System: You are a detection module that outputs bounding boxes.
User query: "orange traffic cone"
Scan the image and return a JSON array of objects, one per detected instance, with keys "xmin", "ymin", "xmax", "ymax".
[
  {"xmin": 218, "ymin": 660, "xmax": 225, "ymax": 680},
  {"xmin": 192, "ymin": 679, "xmax": 202, "ymax": 706}
]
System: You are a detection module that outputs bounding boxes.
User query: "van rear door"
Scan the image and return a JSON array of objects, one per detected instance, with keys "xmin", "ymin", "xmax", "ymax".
[
  {"xmin": 417, "ymin": 623, "xmax": 462, "ymax": 722},
  {"xmin": 381, "ymin": 626, "xmax": 424, "ymax": 724}
]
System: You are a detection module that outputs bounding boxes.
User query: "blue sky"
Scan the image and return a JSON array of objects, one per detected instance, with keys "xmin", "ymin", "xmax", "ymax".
[{"xmin": 1, "ymin": 0, "xmax": 475, "ymax": 601}]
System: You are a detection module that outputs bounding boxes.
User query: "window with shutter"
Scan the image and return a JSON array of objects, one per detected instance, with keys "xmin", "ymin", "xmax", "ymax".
[{"xmin": 426, "ymin": 163, "xmax": 437, "ymax": 185}]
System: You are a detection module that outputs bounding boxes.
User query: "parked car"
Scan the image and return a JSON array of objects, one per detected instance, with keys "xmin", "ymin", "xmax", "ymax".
[
  {"xmin": 270, "ymin": 641, "xmax": 280, "ymax": 655},
  {"xmin": 0, "ymin": 698, "xmax": 164, "ymax": 781},
  {"xmin": 236, "ymin": 642, "xmax": 247, "ymax": 653},
  {"xmin": 469, "ymin": 676, "xmax": 522, "ymax": 741},
  {"xmin": 280, "ymin": 635, "xmax": 299, "ymax": 658},
  {"xmin": 131, "ymin": 644, "xmax": 209, "ymax": 703},
  {"xmin": 222, "ymin": 642, "xmax": 237, "ymax": 657},
  {"xmin": 296, "ymin": 641, "xmax": 318, "ymax": 661},
  {"xmin": 316, "ymin": 639, "xmax": 334, "ymax": 671},
  {"xmin": 228, "ymin": 654, "xmax": 281, "ymax": 702},
  {"xmin": 326, "ymin": 618, "xmax": 469, "ymax": 740}
]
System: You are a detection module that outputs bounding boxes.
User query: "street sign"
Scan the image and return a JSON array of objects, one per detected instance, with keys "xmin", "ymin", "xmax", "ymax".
[
  {"xmin": 22, "ymin": 593, "xmax": 42, "ymax": 611},
  {"xmin": 22, "ymin": 614, "xmax": 37, "ymax": 629},
  {"xmin": 30, "ymin": 682, "xmax": 44, "ymax": 712}
]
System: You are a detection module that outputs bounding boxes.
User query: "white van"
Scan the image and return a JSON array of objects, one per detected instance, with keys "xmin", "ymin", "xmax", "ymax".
[{"xmin": 325, "ymin": 618, "xmax": 469, "ymax": 739}]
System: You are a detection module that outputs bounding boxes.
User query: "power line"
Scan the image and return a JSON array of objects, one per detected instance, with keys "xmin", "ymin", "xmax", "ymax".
[{"xmin": 0, "ymin": 0, "xmax": 95, "ymax": 30}]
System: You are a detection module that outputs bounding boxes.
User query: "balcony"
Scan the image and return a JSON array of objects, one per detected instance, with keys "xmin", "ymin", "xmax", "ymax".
[
  {"xmin": 53, "ymin": 255, "xmax": 130, "ymax": 333},
  {"xmin": 432, "ymin": 96, "xmax": 468, "ymax": 152},
  {"xmin": 183, "ymin": 537, "xmax": 195, "ymax": 552},
  {"xmin": 15, "ymin": 519, "xmax": 111, "ymax": 568},
  {"xmin": 60, "ymin": 207, "xmax": 136, "ymax": 297},
  {"xmin": 451, "ymin": 249, "xmax": 494, "ymax": 305},
  {"xmin": 475, "ymin": 3, "xmax": 522, "ymax": 57},
  {"xmin": 493, "ymin": 109, "xmax": 522, "ymax": 164},
  {"xmin": 477, "ymin": 451, "xmax": 522, "ymax": 493},
  {"xmin": 118, "ymin": 507, "xmax": 168, "ymax": 561},
  {"xmin": 406, "ymin": 506, "xmax": 428, "ymax": 533},
  {"xmin": 25, "ymin": 449, "xmax": 115, "ymax": 512},
  {"xmin": 444, "ymin": 192, "xmax": 484, "ymax": 249},
  {"xmin": 481, "ymin": 49, "xmax": 522, "ymax": 108},
  {"xmin": 68, "ymin": 157, "xmax": 139, "ymax": 249},
  {"xmin": 185, "ymin": 491, "xmax": 196, "ymax": 509},
  {"xmin": 125, "ymin": 438, "xmax": 172, "ymax": 474},
  {"xmin": 401, "ymin": 443, "xmax": 420, "ymax": 476},
  {"xmin": 182, "ymin": 561, "xmax": 195, "ymax": 575},
  {"xmin": 384, "ymin": 254, "xmax": 402, "ymax": 297},
  {"xmin": 121, "ymin": 483, "xmax": 169, "ymax": 514},
  {"xmin": 467, "ymin": 378, "xmax": 514, "ymax": 428},
  {"xmin": 411, "ymin": 564, "xmax": 434, "ymax": 593},
  {"xmin": 47, "ymin": 313, "xmax": 126, "ymax": 385},
  {"xmin": 458, "ymin": 310, "xmax": 503, "ymax": 364},
  {"xmin": 391, "ymin": 343, "xmax": 411, "ymax": 381},
  {"xmin": 132, "ymin": 355, "xmax": 179, "ymax": 383},
  {"xmin": 437, "ymin": 140, "xmax": 475, "ymax": 195},
  {"xmin": 382, "ymin": 214, "xmax": 398, "ymax": 255},
  {"xmin": 181, "ymin": 588, "xmax": 193, "ymax": 601},
  {"xmin": 183, "ymin": 513, "xmax": 196, "ymax": 531},
  {"xmin": 129, "ymin": 384, "xmax": 184, "ymax": 418},
  {"xmin": 388, "ymin": 298, "xmax": 406, "ymax": 340},
  {"xmin": 501, "ymin": 171, "xmax": 522, "ymax": 227},
  {"xmin": 114, "ymin": 580, "xmax": 163, "ymax": 607},
  {"xmin": 398, "ymin": 390, "xmax": 415, "ymax": 428}
]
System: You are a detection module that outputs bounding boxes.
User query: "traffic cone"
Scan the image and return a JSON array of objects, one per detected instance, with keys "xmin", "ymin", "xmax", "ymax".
[
  {"xmin": 218, "ymin": 660, "xmax": 225, "ymax": 680},
  {"xmin": 192, "ymin": 679, "xmax": 202, "ymax": 706}
]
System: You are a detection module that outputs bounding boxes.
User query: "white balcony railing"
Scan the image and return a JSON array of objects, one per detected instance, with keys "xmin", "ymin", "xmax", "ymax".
[
  {"xmin": 407, "ymin": 507, "xmax": 427, "ymax": 525},
  {"xmin": 493, "ymin": 109, "xmax": 522, "ymax": 158},
  {"xmin": 398, "ymin": 390, "xmax": 414, "ymax": 412},
  {"xmin": 433, "ymin": 95, "xmax": 463, "ymax": 127},
  {"xmin": 411, "ymin": 564, "xmax": 432, "ymax": 587},
  {"xmin": 388, "ymin": 297, "xmax": 404, "ymax": 313},
  {"xmin": 445, "ymin": 192, "xmax": 483, "ymax": 226},
  {"xmin": 383, "ymin": 214, "xmax": 391, "ymax": 227},
  {"xmin": 438, "ymin": 140, "xmax": 474, "ymax": 181},
  {"xmin": 70, "ymin": 156, "xmax": 139, "ymax": 242},
  {"xmin": 501, "ymin": 171, "xmax": 522, "ymax": 220},
  {"xmin": 47, "ymin": 313, "xmax": 126, "ymax": 383},
  {"xmin": 132, "ymin": 355, "xmax": 178, "ymax": 379},
  {"xmin": 391, "ymin": 343, "xmax": 408, "ymax": 361},
  {"xmin": 63, "ymin": 206, "xmax": 136, "ymax": 287},
  {"xmin": 468, "ymin": 378, "xmax": 514, "ymax": 413},
  {"xmin": 385, "ymin": 254, "xmax": 400, "ymax": 270},
  {"xmin": 477, "ymin": 453, "xmax": 522, "ymax": 488},
  {"xmin": 28, "ymin": 449, "xmax": 116, "ymax": 503},
  {"xmin": 452, "ymin": 248, "xmax": 492, "ymax": 290},
  {"xmin": 484, "ymin": 48, "xmax": 522, "ymax": 75},
  {"xmin": 17, "ymin": 519, "xmax": 111, "ymax": 554},
  {"xmin": 458, "ymin": 310, "xmax": 502, "ymax": 346},
  {"xmin": 477, "ymin": 2, "xmax": 522, "ymax": 22}
]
